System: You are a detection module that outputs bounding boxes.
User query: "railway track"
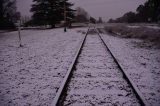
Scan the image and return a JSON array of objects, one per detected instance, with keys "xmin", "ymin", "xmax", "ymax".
[{"xmin": 51, "ymin": 27, "xmax": 149, "ymax": 106}]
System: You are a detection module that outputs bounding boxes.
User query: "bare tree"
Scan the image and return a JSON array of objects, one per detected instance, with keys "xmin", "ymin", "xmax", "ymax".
[{"xmin": 75, "ymin": 7, "xmax": 90, "ymax": 22}]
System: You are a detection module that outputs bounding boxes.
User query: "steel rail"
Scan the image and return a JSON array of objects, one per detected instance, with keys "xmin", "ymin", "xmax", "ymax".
[
  {"xmin": 95, "ymin": 28, "xmax": 150, "ymax": 106},
  {"xmin": 50, "ymin": 28, "xmax": 89, "ymax": 106}
]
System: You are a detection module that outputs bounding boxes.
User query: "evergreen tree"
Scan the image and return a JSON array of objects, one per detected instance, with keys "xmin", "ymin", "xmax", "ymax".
[
  {"xmin": 30, "ymin": 0, "xmax": 75, "ymax": 27},
  {"xmin": 0, "ymin": 0, "xmax": 17, "ymax": 29},
  {"xmin": 64, "ymin": 0, "xmax": 75, "ymax": 21}
]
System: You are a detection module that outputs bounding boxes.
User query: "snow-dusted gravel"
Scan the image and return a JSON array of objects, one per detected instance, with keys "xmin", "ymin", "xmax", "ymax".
[
  {"xmin": 101, "ymin": 34, "xmax": 160, "ymax": 106},
  {"xmin": 0, "ymin": 28, "xmax": 85, "ymax": 106},
  {"xmin": 63, "ymin": 34, "xmax": 140, "ymax": 106}
]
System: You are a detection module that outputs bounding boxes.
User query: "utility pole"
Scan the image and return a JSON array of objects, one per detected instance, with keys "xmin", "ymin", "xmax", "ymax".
[
  {"xmin": 18, "ymin": 20, "xmax": 23, "ymax": 47},
  {"xmin": 64, "ymin": 0, "xmax": 67, "ymax": 32}
]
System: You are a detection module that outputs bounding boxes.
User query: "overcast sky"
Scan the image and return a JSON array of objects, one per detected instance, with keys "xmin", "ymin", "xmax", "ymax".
[{"xmin": 17, "ymin": 0, "xmax": 146, "ymax": 21}]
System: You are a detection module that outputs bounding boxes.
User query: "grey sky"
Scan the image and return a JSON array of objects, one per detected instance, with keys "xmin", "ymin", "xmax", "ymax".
[{"xmin": 17, "ymin": 0, "xmax": 146, "ymax": 21}]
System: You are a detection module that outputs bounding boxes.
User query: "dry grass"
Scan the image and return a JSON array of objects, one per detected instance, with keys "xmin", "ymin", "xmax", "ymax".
[{"xmin": 104, "ymin": 23, "xmax": 160, "ymax": 48}]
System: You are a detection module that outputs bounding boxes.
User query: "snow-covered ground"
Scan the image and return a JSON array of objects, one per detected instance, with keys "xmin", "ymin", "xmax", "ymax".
[
  {"xmin": 0, "ymin": 28, "xmax": 85, "ymax": 106},
  {"xmin": 101, "ymin": 34, "xmax": 160, "ymax": 106},
  {"xmin": 127, "ymin": 26, "xmax": 140, "ymax": 28},
  {"xmin": 0, "ymin": 27, "xmax": 160, "ymax": 106},
  {"xmin": 146, "ymin": 26, "xmax": 160, "ymax": 30},
  {"xmin": 127, "ymin": 25, "xmax": 160, "ymax": 29}
]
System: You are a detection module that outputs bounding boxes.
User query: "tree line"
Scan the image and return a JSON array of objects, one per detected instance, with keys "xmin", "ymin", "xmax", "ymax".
[
  {"xmin": 108, "ymin": 0, "xmax": 160, "ymax": 23},
  {"xmin": 0, "ymin": 0, "xmax": 75, "ymax": 29},
  {"xmin": 0, "ymin": 0, "xmax": 102, "ymax": 29},
  {"xmin": 27, "ymin": 1, "xmax": 99, "ymax": 27}
]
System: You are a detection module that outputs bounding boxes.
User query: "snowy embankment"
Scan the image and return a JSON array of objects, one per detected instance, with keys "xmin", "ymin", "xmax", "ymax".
[
  {"xmin": 0, "ymin": 28, "xmax": 85, "ymax": 106},
  {"xmin": 101, "ymin": 34, "xmax": 160, "ymax": 106}
]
